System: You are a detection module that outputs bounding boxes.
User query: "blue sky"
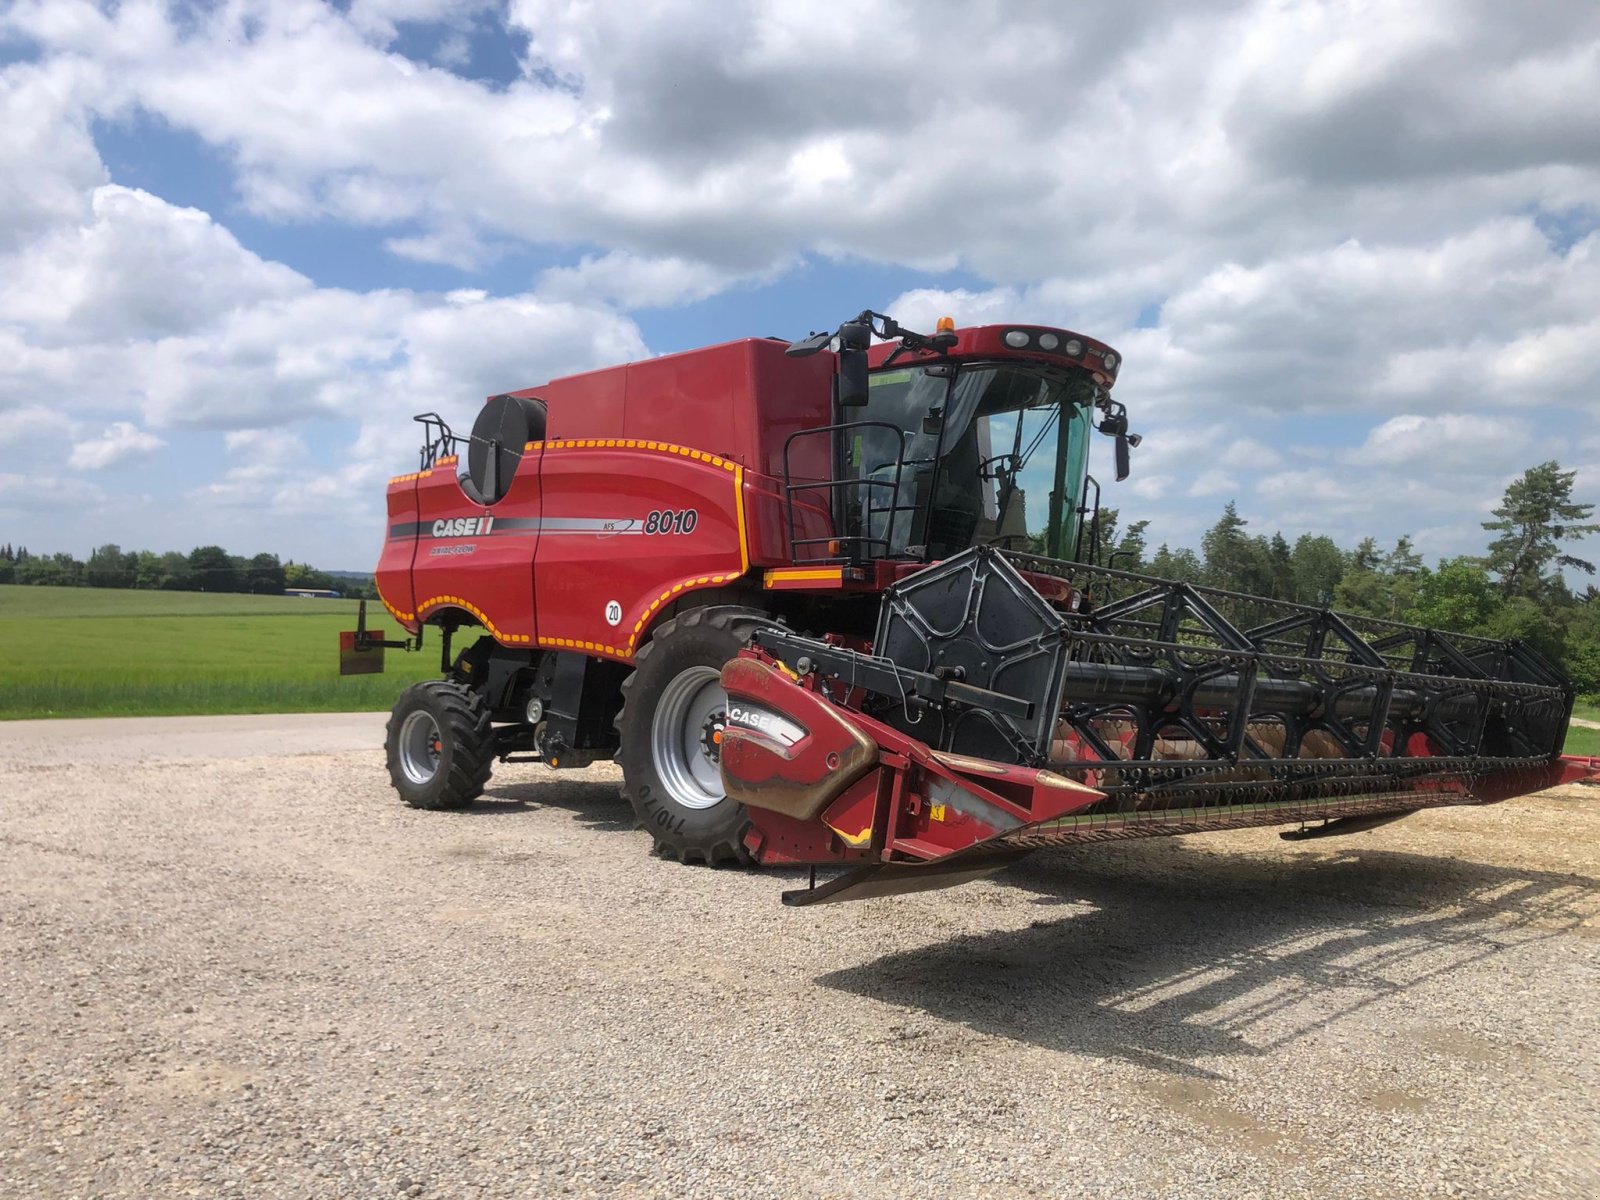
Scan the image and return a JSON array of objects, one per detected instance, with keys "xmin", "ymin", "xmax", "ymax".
[{"xmin": 2, "ymin": 0, "xmax": 1598, "ymax": 576}]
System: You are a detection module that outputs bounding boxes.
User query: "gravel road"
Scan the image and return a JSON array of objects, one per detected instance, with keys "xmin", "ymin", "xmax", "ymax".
[{"xmin": 3, "ymin": 715, "xmax": 1597, "ymax": 1199}]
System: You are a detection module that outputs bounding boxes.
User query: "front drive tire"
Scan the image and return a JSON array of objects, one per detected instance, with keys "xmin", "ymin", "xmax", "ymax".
[
  {"xmin": 385, "ymin": 680, "xmax": 495, "ymax": 810},
  {"xmin": 615, "ymin": 606, "xmax": 771, "ymax": 865}
]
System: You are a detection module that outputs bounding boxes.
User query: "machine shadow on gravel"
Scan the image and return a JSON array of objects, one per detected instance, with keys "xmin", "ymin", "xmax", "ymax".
[
  {"xmin": 817, "ymin": 839, "xmax": 1597, "ymax": 1077},
  {"xmin": 480, "ymin": 775, "xmax": 636, "ymax": 833},
  {"xmin": 443, "ymin": 796, "xmax": 534, "ymax": 816}
]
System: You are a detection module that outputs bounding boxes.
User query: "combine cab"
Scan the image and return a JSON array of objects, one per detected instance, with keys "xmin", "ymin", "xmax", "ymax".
[{"xmin": 355, "ymin": 310, "xmax": 1595, "ymax": 903}]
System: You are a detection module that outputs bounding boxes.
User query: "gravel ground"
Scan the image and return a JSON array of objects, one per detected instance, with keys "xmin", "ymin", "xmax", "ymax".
[{"xmin": 2, "ymin": 715, "xmax": 1598, "ymax": 1199}]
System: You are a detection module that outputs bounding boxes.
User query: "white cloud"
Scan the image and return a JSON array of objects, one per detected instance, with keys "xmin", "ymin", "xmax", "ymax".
[
  {"xmin": 384, "ymin": 223, "xmax": 495, "ymax": 270},
  {"xmin": 3, "ymin": 0, "xmax": 1596, "ymax": 323},
  {"xmin": 1187, "ymin": 470, "xmax": 1238, "ymax": 497},
  {"xmin": 0, "ymin": 0, "xmax": 1596, "ymax": 573},
  {"xmin": 0, "ymin": 405, "xmax": 73, "ymax": 448},
  {"xmin": 223, "ymin": 429, "xmax": 308, "ymax": 466},
  {"xmin": 0, "ymin": 185, "xmax": 307, "ymax": 343},
  {"xmin": 0, "ymin": 181, "xmax": 646, "ymax": 437},
  {"xmin": 347, "ymin": 1, "xmax": 496, "ymax": 45},
  {"xmin": 0, "ymin": 470, "xmax": 109, "ymax": 513},
  {"xmin": 1348, "ymin": 413, "xmax": 1529, "ymax": 469},
  {"xmin": 68, "ymin": 421, "xmax": 166, "ymax": 469},
  {"xmin": 0, "ymin": 58, "xmax": 105, "ymax": 251},
  {"xmin": 537, "ymin": 251, "xmax": 787, "ymax": 309}
]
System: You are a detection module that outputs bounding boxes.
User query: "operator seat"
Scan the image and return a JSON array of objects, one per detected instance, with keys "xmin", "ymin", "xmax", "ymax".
[{"xmin": 459, "ymin": 394, "xmax": 546, "ymax": 505}]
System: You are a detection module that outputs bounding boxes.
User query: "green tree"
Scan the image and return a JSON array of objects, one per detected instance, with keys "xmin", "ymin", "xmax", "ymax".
[
  {"xmin": 1289, "ymin": 534, "xmax": 1345, "ymax": 607},
  {"xmin": 16, "ymin": 552, "xmax": 82, "ymax": 586},
  {"xmin": 1483, "ymin": 461, "xmax": 1599, "ymax": 598},
  {"xmin": 132, "ymin": 550, "xmax": 163, "ymax": 589},
  {"xmin": 285, "ymin": 560, "xmax": 336, "ymax": 591},
  {"xmin": 1083, "ymin": 508, "xmax": 1150, "ymax": 570},
  {"xmin": 1265, "ymin": 532, "xmax": 1294, "ymax": 601},
  {"xmin": 247, "ymin": 552, "xmax": 287, "ymax": 594},
  {"xmin": 1381, "ymin": 536, "xmax": 1424, "ymax": 620},
  {"xmin": 158, "ymin": 551, "xmax": 193, "ymax": 590},
  {"xmin": 1485, "ymin": 598, "xmax": 1566, "ymax": 665},
  {"xmin": 1384, "ymin": 535, "xmax": 1424, "ymax": 579},
  {"xmin": 188, "ymin": 545, "xmax": 239, "ymax": 592},
  {"xmin": 1334, "ymin": 535, "xmax": 1406, "ymax": 619},
  {"xmin": 1201, "ymin": 502, "xmax": 1274, "ymax": 595},
  {"xmin": 85, "ymin": 543, "xmax": 133, "ymax": 588},
  {"xmin": 1406, "ymin": 558, "xmax": 1503, "ymax": 633},
  {"xmin": 1147, "ymin": 543, "xmax": 1205, "ymax": 585},
  {"xmin": 1111, "ymin": 518, "xmax": 1151, "ymax": 571},
  {"xmin": 1348, "ymin": 536, "xmax": 1382, "ymax": 574},
  {"xmin": 1333, "ymin": 567, "xmax": 1387, "ymax": 619},
  {"xmin": 1564, "ymin": 597, "xmax": 1600, "ymax": 697}
]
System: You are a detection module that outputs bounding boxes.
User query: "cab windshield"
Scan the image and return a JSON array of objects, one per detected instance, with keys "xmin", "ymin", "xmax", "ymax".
[{"xmin": 843, "ymin": 362, "xmax": 1095, "ymax": 561}]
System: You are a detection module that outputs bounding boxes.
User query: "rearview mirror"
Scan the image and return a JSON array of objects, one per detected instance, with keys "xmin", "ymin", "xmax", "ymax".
[{"xmin": 836, "ymin": 321, "xmax": 872, "ymax": 407}]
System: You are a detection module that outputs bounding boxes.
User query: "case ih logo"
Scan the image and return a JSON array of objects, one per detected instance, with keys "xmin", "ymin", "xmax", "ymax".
[
  {"xmin": 727, "ymin": 704, "xmax": 805, "ymax": 749},
  {"xmin": 432, "ymin": 516, "xmax": 494, "ymax": 538}
]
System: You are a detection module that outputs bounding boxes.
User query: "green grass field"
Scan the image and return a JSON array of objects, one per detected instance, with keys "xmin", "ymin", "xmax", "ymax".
[
  {"xmin": 1566, "ymin": 726, "xmax": 1600, "ymax": 757},
  {"xmin": 0, "ymin": 585, "xmax": 439, "ymax": 719}
]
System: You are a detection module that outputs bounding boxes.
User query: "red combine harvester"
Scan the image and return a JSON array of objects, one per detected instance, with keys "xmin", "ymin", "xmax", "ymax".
[{"xmin": 355, "ymin": 310, "xmax": 1596, "ymax": 904}]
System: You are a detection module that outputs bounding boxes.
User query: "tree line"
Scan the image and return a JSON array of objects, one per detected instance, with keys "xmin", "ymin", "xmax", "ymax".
[
  {"xmin": 0, "ymin": 544, "xmax": 375, "ymax": 600},
  {"xmin": 1084, "ymin": 461, "xmax": 1600, "ymax": 696}
]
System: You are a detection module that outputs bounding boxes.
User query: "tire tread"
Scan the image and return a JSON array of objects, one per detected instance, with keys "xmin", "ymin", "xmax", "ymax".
[
  {"xmin": 385, "ymin": 679, "xmax": 495, "ymax": 810},
  {"xmin": 615, "ymin": 606, "xmax": 770, "ymax": 865}
]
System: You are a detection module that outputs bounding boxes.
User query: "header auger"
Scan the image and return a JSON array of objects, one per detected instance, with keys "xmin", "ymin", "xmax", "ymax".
[{"xmin": 354, "ymin": 308, "xmax": 1597, "ymax": 904}]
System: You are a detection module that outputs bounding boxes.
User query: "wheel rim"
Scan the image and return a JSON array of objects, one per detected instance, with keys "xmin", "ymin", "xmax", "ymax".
[
  {"xmin": 398, "ymin": 709, "xmax": 443, "ymax": 785},
  {"xmin": 650, "ymin": 665, "xmax": 728, "ymax": 810}
]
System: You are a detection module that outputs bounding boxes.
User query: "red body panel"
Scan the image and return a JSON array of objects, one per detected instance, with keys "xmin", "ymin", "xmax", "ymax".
[
  {"xmin": 510, "ymin": 338, "xmax": 835, "ymax": 477},
  {"xmin": 377, "ymin": 467, "xmax": 422, "ymax": 622},
  {"xmin": 378, "ymin": 439, "xmax": 750, "ymax": 659},
  {"xmin": 534, "ymin": 441, "xmax": 747, "ymax": 658},
  {"xmin": 378, "ymin": 455, "xmax": 539, "ymax": 644}
]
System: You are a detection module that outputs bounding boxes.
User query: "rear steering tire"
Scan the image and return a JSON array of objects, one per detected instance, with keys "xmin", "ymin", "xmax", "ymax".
[
  {"xmin": 615, "ymin": 606, "xmax": 772, "ymax": 864},
  {"xmin": 385, "ymin": 680, "xmax": 495, "ymax": 810}
]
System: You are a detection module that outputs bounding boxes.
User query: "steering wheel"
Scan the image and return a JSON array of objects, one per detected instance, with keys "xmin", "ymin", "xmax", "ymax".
[{"xmin": 978, "ymin": 453, "xmax": 1019, "ymax": 482}]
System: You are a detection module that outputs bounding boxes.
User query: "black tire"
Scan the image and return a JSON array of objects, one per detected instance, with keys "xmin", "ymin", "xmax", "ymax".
[
  {"xmin": 385, "ymin": 680, "xmax": 495, "ymax": 810},
  {"xmin": 615, "ymin": 606, "xmax": 771, "ymax": 864}
]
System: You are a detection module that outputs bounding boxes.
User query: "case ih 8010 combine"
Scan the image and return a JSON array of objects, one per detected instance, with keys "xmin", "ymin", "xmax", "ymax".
[{"xmin": 359, "ymin": 310, "xmax": 1596, "ymax": 904}]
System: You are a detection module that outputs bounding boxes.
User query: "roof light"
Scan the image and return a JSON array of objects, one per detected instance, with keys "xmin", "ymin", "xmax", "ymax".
[
  {"xmin": 1003, "ymin": 330, "xmax": 1030, "ymax": 348},
  {"xmin": 1064, "ymin": 338, "xmax": 1083, "ymax": 356},
  {"xmin": 1038, "ymin": 332, "xmax": 1059, "ymax": 350},
  {"xmin": 1102, "ymin": 352, "xmax": 1118, "ymax": 371},
  {"xmin": 935, "ymin": 315, "xmax": 955, "ymax": 333}
]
